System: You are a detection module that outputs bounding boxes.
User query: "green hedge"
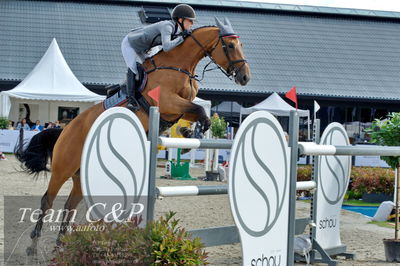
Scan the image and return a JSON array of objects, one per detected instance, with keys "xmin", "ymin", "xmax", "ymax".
[
  {"xmin": 351, "ymin": 167, "xmax": 394, "ymax": 196},
  {"xmin": 296, "ymin": 165, "xmax": 394, "ymax": 199}
]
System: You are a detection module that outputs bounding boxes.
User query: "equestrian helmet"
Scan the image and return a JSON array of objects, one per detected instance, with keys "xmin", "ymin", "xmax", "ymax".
[{"xmin": 172, "ymin": 4, "xmax": 196, "ymax": 21}]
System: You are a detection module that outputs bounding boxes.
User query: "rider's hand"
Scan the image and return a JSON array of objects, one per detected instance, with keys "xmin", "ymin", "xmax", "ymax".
[{"xmin": 180, "ymin": 29, "xmax": 192, "ymax": 38}]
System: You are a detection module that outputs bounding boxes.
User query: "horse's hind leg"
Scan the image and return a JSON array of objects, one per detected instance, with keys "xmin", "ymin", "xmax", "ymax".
[
  {"xmin": 56, "ymin": 172, "xmax": 83, "ymax": 245},
  {"xmin": 26, "ymin": 173, "xmax": 70, "ymax": 255}
]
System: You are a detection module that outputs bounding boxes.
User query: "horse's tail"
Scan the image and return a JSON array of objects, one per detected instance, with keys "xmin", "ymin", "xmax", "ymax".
[{"xmin": 15, "ymin": 128, "xmax": 63, "ymax": 176}]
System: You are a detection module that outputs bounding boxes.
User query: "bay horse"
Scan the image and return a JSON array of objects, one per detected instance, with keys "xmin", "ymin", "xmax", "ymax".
[{"xmin": 19, "ymin": 20, "xmax": 251, "ymax": 254}]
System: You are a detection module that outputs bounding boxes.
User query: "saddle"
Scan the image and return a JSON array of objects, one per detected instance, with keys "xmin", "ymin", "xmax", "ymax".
[
  {"xmin": 103, "ymin": 64, "xmax": 147, "ymax": 110},
  {"xmin": 102, "ymin": 63, "xmax": 179, "ymax": 132}
]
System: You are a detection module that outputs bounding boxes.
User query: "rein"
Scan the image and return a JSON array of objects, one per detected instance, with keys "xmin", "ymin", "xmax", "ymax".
[
  {"xmin": 190, "ymin": 32, "xmax": 247, "ymax": 81},
  {"xmin": 146, "ymin": 58, "xmax": 198, "ymax": 81}
]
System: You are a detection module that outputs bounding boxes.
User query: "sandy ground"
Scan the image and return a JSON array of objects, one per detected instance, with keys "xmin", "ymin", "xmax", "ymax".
[{"xmin": 0, "ymin": 155, "xmax": 398, "ymax": 265}]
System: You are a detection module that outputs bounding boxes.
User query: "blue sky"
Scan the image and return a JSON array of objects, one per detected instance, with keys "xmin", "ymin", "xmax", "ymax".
[{"xmin": 237, "ymin": 0, "xmax": 400, "ymax": 12}]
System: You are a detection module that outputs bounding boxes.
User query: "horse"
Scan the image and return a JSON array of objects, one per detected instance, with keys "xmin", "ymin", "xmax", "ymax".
[{"xmin": 18, "ymin": 19, "xmax": 251, "ymax": 254}]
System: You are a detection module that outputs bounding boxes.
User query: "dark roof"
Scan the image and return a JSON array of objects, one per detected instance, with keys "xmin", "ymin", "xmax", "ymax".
[
  {"xmin": 1, "ymin": 0, "xmax": 400, "ymax": 100},
  {"xmin": 118, "ymin": 0, "xmax": 400, "ymax": 20}
]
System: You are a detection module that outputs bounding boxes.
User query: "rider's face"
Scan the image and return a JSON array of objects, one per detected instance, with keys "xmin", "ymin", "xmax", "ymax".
[{"xmin": 179, "ymin": 18, "xmax": 194, "ymax": 30}]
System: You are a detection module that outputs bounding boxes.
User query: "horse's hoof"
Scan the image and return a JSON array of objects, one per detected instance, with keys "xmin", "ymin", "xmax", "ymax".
[
  {"xmin": 201, "ymin": 118, "xmax": 211, "ymax": 133},
  {"xmin": 180, "ymin": 127, "xmax": 193, "ymax": 138},
  {"xmin": 26, "ymin": 246, "xmax": 37, "ymax": 256}
]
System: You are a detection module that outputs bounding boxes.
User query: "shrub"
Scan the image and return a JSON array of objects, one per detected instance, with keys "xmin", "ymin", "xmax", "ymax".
[
  {"xmin": 295, "ymin": 165, "xmax": 394, "ymax": 198},
  {"xmin": 149, "ymin": 212, "xmax": 208, "ymax": 265},
  {"xmin": 52, "ymin": 212, "xmax": 208, "ymax": 265},
  {"xmin": 297, "ymin": 165, "xmax": 312, "ymax": 181},
  {"xmin": 297, "ymin": 165, "xmax": 312, "ymax": 197},
  {"xmin": 351, "ymin": 167, "xmax": 394, "ymax": 195},
  {"xmin": 0, "ymin": 117, "xmax": 8, "ymax": 129},
  {"xmin": 210, "ymin": 114, "xmax": 227, "ymax": 139}
]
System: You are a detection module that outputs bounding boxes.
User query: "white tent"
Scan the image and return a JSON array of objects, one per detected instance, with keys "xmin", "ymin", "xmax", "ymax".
[
  {"xmin": 240, "ymin": 92, "xmax": 310, "ymax": 137},
  {"xmin": 0, "ymin": 38, "xmax": 104, "ymax": 122}
]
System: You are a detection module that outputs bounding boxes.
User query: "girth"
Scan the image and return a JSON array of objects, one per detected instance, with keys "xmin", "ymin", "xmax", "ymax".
[{"xmin": 137, "ymin": 96, "xmax": 182, "ymax": 133}]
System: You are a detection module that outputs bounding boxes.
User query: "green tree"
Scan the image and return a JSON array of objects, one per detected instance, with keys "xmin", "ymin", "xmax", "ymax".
[{"xmin": 366, "ymin": 112, "xmax": 400, "ymax": 240}]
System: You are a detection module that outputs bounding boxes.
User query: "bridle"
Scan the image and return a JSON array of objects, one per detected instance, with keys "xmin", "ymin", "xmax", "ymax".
[
  {"xmin": 190, "ymin": 31, "xmax": 248, "ymax": 81},
  {"xmin": 146, "ymin": 28, "xmax": 247, "ymax": 82}
]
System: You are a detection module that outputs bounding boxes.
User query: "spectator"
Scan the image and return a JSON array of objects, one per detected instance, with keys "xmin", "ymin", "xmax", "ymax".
[
  {"xmin": 31, "ymin": 120, "xmax": 43, "ymax": 131},
  {"xmin": 0, "ymin": 152, "xmax": 6, "ymax": 160},
  {"xmin": 16, "ymin": 118, "xmax": 30, "ymax": 131},
  {"xmin": 7, "ymin": 120, "xmax": 14, "ymax": 130},
  {"xmin": 46, "ymin": 122, "xmax": 54, "ymax": 129},
  {"xmin": 54, "ymin": 120, "xmax": 61, "ymax": 129}
]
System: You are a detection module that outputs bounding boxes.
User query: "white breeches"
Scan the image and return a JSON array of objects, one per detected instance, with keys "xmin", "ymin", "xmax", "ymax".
[{"xmin": 121, "ymin": 35, "xmax": 143, "ymax": 76}]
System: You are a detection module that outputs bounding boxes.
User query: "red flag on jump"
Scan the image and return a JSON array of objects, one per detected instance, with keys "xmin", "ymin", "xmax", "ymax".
[
  {"xmin": 148, "ymin": 86, "xmax": 161, "ymax": 106},
  {"xmin": 285, "ymin": 86, "xmax": 298, "ymax": 109}
]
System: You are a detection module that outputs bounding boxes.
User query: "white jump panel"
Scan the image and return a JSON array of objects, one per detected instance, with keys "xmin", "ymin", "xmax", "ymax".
[
  {"xmin": 229, "ymin": 111, "xmax": 290, "ymax": 265},
  {"xmin": 81, "ymin": 107, "xmax": 150, "ymax": 226},
  {"xmin": 315, "ymin": 122, "xmax": 351, "ymax": 249}
]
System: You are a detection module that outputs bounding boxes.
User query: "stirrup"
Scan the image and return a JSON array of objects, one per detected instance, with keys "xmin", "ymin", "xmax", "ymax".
[{"xmin": 126, "ymin": 97, "xmax": 140, "ymax": 112}]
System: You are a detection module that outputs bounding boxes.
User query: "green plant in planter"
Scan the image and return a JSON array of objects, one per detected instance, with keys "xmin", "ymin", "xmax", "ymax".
[
  {"xmin": 366, "ymin": 113, "xmax": 400, "ymax": 260},
  {"xmin": 0, "ymin": 117, "xmax": 9, "ymax": 129},
  {"xmin": 52, "ymin": 212, "xmax": 208, "ymax": 265},
  {"xmin": 208, "ymin": 114, "xmax": 227, "ymax": 176},
  {"xmin": 210, "ymin": 113, "xmax": 227, "ymax": 138}
]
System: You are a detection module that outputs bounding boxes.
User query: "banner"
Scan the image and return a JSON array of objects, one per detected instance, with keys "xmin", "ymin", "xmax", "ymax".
[{"xmin": 0, "ymin": 130, "xmax": 39, "ymax": 153}]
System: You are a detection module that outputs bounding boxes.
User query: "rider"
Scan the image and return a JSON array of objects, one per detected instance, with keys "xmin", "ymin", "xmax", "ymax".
[{"xmin": 121, "ymin": 4, "xmax": 196, "ymax": 111}]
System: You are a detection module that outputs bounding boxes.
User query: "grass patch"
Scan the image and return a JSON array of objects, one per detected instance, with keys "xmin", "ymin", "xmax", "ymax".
[
  {"xmin": 343, "ymin": 200, "xmax": 380, "ymax": 207},
  {"xmin": 369, "ymin": 221, "xmax": 395, "ymax": 229}
]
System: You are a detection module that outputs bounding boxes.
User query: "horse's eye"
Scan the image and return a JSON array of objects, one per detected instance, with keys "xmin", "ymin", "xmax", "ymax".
[{"xmin": 228, "ymin": 43, "xmax": 235, "ymax": 49}]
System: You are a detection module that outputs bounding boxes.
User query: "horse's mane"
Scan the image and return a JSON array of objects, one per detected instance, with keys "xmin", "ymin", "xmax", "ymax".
[
  {"xmin": 193, "ymin": 25, "xmax": 217, "ymax": 31},
  {"xmin": 147, "ymin": 25, "xmax": 218, "ymax": 58}
]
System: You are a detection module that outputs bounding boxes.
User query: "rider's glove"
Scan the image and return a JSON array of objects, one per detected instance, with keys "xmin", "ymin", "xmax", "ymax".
[{"xmin": 180, "ymin": 29, "xmax": 192, "ymax": 38}]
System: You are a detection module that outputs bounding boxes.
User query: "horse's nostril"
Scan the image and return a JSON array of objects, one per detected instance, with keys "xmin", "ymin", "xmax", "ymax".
[{"xmin": 243, "ymin": 75, "xmax": 248, "ymax": 81}]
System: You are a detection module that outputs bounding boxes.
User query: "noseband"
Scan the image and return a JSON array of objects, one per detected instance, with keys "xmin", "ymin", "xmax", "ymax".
[
  {"xmin": 219, "ymin": 36, "xmax": 247, "ymax": 77},
  {"xmin": 190, "ymin": 32, "xmax": 247, "ymax": 80}
]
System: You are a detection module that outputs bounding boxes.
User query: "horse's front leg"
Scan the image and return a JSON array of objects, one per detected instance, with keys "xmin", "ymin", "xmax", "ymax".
[{"xmin": 160, "ymin": 96, "xmax": 210, "ymax": 134}]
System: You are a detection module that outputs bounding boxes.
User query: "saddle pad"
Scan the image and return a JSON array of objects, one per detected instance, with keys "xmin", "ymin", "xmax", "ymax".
[{"xmin": 103, "ymin": 90, "xmax": 128, "ymax": 110}]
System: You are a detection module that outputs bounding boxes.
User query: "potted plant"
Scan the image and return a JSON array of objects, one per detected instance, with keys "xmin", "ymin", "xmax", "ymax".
[
  {"xmin": 205, "ymin": 113, "xmax": 227, "ymax": 181},
  {"xmin": 366, "ymin": 113, "xmax": 400, "ymax": 262}
]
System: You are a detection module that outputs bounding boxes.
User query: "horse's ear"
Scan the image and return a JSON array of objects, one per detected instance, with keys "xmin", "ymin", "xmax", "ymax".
[
  {"xmin": 215, "ymin": 16, "xmax": 236, "ymax": 37},
  {"xmin": 215, "ymin": 17, "xmax": 223, "ymax": 28},
  {"xmin": 223, "ymin": 17, "xmax": 232, "ymax": 27}
]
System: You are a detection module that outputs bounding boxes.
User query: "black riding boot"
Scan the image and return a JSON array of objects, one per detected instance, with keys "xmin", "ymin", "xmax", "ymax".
[{"xmin": 126, "ymin": 69, "xmax": 140, "ymax": 112}]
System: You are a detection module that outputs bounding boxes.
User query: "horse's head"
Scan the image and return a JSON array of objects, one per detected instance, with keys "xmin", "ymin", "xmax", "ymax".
[{"xmin": 212, "ymin": 17, "xmax": 251, "ymax": 86}]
